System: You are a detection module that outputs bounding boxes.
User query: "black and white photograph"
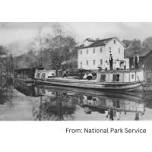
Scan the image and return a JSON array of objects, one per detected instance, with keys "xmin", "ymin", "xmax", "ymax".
[
  {"xmin": 1, "ymin": 22, "xmax": 152, "ymax": 121},
  {"xmin": 1, "ymin": 0, "xmax": 152, "ymax": 152}
]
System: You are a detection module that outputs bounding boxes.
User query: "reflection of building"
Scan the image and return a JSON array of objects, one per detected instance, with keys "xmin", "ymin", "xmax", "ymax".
[
  {"xmin": 39, "ymin": 87, "xmax": 56, "ymax": 97},
  {"xmin": 83, "ymin": 95, "xmax": 99, "ymax": 106},
  {"xmin": 81, "ymin": 95, "xmax": 145, "ymax": 114},
  {"xmin": 78, "ymin": 37, "xmax": 129, "ymax": 70},
  {"xmin": 81, "ymin": 94, "xmax": 145, "ymax": 120}
]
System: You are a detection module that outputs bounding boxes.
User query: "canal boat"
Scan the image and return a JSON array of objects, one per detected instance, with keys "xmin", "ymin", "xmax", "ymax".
[{"xmin": 35, "ymin": 69, "xmax": 145, "ymax": 92}]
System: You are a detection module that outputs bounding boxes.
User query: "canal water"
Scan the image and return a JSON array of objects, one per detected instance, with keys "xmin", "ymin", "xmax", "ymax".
[{"xmin": 1, "ymin": 82, "xmax": 152, "ymax": 121}]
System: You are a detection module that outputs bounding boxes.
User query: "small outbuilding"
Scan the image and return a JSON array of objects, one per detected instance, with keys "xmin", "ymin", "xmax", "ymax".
[{"xmin": 125, "ymin": 50, "xmax": 152, "ymax": 82}]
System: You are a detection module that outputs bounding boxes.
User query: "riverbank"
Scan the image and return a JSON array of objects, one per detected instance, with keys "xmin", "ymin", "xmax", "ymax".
[{"xmin": 0, "ymin": 88, "xmax": 40, "ymax": 120}]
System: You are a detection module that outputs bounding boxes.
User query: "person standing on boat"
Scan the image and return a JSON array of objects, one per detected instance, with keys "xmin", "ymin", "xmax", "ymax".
[
  {"xmin": 63, "ymin": 70, "xmax": 68, "ymax": 78},
  {"xmin": 83, "ymin": 73, "xmax": 88, "ymax": 79},
  {"xmin": 109, "ymin": 53, "xmax": 113, "ymax": 70}
]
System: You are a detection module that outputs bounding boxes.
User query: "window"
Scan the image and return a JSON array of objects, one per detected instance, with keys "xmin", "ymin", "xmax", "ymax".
[
  {"xmin": 93, "ymin": 60, "xmax": 96, "ymax": 65},
  {"xmin": 109, "ymin": 47, "xmax": 111, "ymax": 53},
  {"xmin": 118, "ymin": 48, "xmax": 120, "ymax": 54},
  {"xmin": 100, "ymin": 75, "xmax": 106, "ymax": 82},
  {"xmin": 80, "ymin": 62, "xmax": 82, "ymax": 68},
  {"xmin": 114, "ymin": 40, "xmax": 116, "ymax": 44},
  {"xmin": 100, "ymin": 59, "xmax": 103, "ymax": 65},
  {"xmin": 48, "ymin": 75, "xmax": 54, "ymax": 78},
  {"xmin": 93, "ymin": 48, "xmax": 95, "ymax": 54},
  {"xmin": 86, "ymin": 60, "xmax": 89, "ymax": 65},
  {"xmin": 100, "ymin": 47, "xmax": 102, "ymax": 53},
  {"xmin": 113, "ymin": 74, "xmax": 120, "ymax": 82},
  {"xmin": 36, "ymin": 73, "xmax": 41, "ymax": 79},
  {"xmin": 131, "ymin": 74, "xmax": 134, "ymax": 79},
  {"xmin": 41, "ymin": 73, "xmax": 46, "ymax": 80},
  {"xmin": 80, "ymin": 50, "xmax": 82, "ymax": 55},
  {"xmin": 86, "ymin": 49, "xmax": 88, "ymax": 54}
]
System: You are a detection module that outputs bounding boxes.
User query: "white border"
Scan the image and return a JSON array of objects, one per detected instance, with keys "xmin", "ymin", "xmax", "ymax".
[{"xmin": 0, "ymin": 0, "xmax": 152, "ymax": 152}]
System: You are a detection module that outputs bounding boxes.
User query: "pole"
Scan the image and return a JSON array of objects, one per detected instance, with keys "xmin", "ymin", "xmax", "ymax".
[{"xmin": 38, "ymin": 26, "xmax": 43, "ymax": 67}]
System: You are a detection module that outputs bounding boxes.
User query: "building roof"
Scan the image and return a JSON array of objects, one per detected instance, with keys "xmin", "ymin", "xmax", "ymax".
[
  {"xmin": 78, "ymin": 37, "xmax": 124, "ymax": 49},
  {"xmin": 89, "ymin": 38, "xmax": 113, "ymax": 47}
]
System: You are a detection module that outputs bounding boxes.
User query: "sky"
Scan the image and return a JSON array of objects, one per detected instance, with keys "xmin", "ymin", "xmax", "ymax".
[{"xmin": 1, "ymin": 22, "xmax": 152, "ymax": 55}]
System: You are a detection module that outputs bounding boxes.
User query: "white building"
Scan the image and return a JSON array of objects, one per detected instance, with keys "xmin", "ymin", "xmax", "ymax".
[{"xmin": 78, "ymin": 37, "xmax": 129, "ymax": 70}]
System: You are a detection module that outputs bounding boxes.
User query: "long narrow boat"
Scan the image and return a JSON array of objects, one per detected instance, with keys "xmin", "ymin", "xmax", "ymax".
[
  {"xmin": 35, "ymin": 69, "xmax": 145, "ymax": 92},
  {"xmin": 36, "ymin": 78, "xmax": 142, "ymax": 91}
]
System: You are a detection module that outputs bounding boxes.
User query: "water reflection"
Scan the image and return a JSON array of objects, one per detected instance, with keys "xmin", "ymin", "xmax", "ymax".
[
  {"xmin": 32, "ymin": 90, "xmax": 77, "ymax": 121},
  {"xmin": 0, "ymin": 78, "xmax": 14, "ymax": 105},
  {"xmin": 13, "ymin": 83, "xmax": 149, "ymax": 121}
]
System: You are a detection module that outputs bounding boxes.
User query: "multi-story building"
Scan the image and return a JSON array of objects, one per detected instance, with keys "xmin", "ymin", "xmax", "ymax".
[{"xmin": 77, "ymin": 37, "xmax": 129, "ymax": 70}]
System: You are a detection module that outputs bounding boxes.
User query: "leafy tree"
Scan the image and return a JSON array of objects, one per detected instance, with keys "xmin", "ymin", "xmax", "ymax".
[
  {"xmin": 122, "ymin": 40, "xmax": 132, "ymax": 48},
  {"xmin": 41, "ymin": 24, "xmax": 77, "ymax": 72},
  {"xmin": 14, "ymin": 50, "xmax": 38, "ymax": 69},
  {"xmin": 0, "ymin": 46, "xmax": 8, "ymax": 55},
  {"xmin": 127, "ymin": 39, "xmax": 142, "ymax": 51},
  {"xmin": 143, "ymin": 37, "xmax": 152, "ymax": 51},
  {"xmin": 124, "ymin": 39, "xmax": 144, "ymax": 57},
  {"xmin": 13, "ymin": 23, "xmax": 77, "ymax": 72}
]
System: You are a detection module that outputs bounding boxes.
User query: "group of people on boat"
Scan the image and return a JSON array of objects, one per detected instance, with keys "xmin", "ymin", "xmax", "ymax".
[
  {"xmin": 62, "ymin": 69, "xmax": 97, "ymax": 80},
  {"xmin": 99, "ymin": 53, "xmax": 128, "ymax": 71},
  {"xmin": 83, "ymin": 72, "xmax": 97, "ymax": 80}
]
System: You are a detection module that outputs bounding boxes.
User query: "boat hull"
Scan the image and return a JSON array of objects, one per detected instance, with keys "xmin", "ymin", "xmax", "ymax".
[{"xmin": 35, "ymin": 78, "xmax": 142, "ymax": 92}]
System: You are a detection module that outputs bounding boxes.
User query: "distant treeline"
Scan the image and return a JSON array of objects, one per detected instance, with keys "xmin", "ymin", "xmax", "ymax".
[{"xmin": 123, "ymin": 37, "xmax": 152, "ymax": 56}]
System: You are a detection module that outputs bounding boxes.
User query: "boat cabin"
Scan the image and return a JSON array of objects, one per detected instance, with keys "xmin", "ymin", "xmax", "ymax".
[
  {"xmin": 96, "ymin": 69, "xmax": 144, "ymax": 83},
  {"xmin": 35, "ymin": 70, "xmax": 56, "ymax": 80}
]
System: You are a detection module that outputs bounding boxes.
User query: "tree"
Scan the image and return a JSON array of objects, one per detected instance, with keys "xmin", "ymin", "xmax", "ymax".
[
  {"xmin": 50, "ymin": 49, "xmax": 62, "ymax": 72},
  {"xmin": 122, "ymin": 40, "xmax": 132, "ymax": 48},
  {"xmin": 13, "ymin": 23, "xmax": 77, "ymax": 72},
  {"xmin": 0, "ymin": 46, "xmax": 8, "ymax": 55},
  {"xmin": 128, "ymin": 39, "xmax": 142, "ymax": 51},
  {"xmin": 14, "ymin": 50, "xmax": 38, "ymax": 69},
  {"xmin": 42, "ymin": 24, "xmax": 77, "ymax": 72},
  {"xmin": 48, "ymin": 35, "xmax": 76, "ymax": 71},
  {"xmin": 124, "ymin": 39, "xmax": 144, "ymax": 57},
  {"xmin": 143, "ymin": 37, "xmax": 152, "ymax": 51}
]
